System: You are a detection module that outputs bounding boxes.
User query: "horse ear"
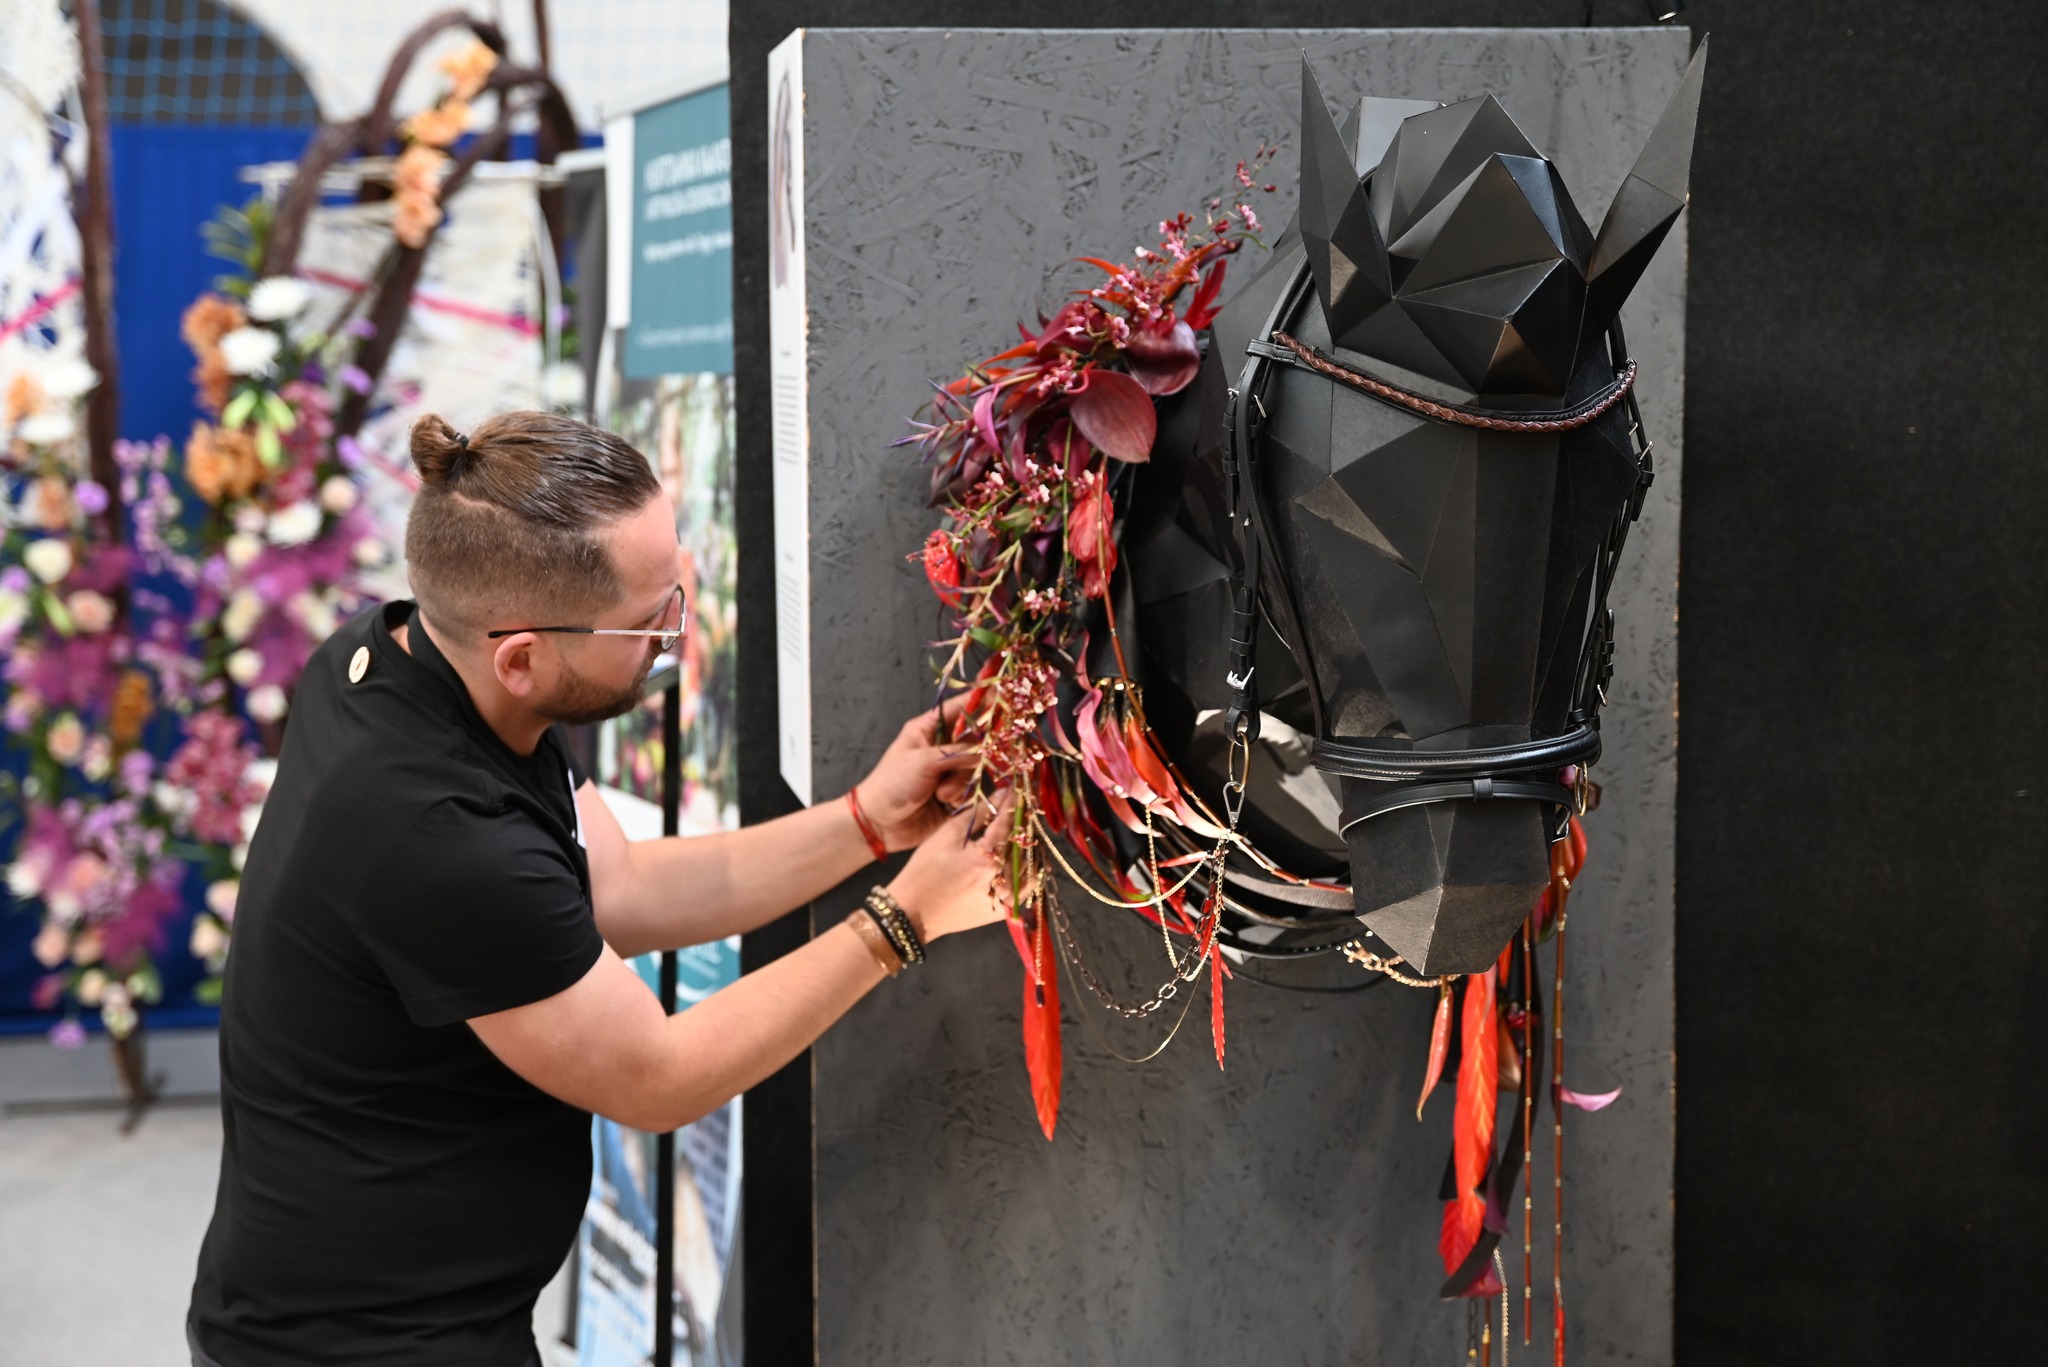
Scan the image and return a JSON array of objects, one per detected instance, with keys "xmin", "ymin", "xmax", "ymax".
[
  {"xmin": 1583, "ymin": 38, "xmax": 1709, "ymax": 337},
  {"xmin": 1298, "ymin": 56, "xmax": 1391, "ymax": 348}
]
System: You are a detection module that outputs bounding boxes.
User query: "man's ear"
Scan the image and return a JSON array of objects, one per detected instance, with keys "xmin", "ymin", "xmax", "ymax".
[{"xmin": 490, "ymin": 632, "xmax": 546, "ymax": 700}]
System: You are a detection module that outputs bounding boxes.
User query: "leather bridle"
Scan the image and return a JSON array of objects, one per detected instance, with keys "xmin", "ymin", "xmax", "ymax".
[{"xmin": 1218, "ymin": 258, "xmax": 1655, "ymax": 857}]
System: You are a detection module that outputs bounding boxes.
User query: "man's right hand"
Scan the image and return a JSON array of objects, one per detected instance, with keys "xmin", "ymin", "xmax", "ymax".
[{"xmin": 886, "ymin": 789, "xmax": 1015, "ymax": 942}]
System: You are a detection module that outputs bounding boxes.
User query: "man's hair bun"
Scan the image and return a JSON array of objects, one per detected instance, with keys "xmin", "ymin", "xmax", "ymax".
[{"xmin": 410, "ymin": 413, "xmax": 474, "ymax": 487}]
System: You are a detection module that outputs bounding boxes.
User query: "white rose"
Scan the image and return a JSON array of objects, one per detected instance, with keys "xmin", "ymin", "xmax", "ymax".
[
  {"xmin": 291, "ymin": 590, "xmax": 337, "ymax": 640},
  {"xmin": 65, "ymin": 589, "xmax": 113, "ymax": 634},
  {"xmin": 45, "ymin": 888, "xmax": 80, "ymax": 923},
  {"xmin": 246, "ymin": 277, "xmax": 312, "ymax": 323},
  {"xmin": 15, "ymin": 410, "xmax": 75, "ymax": 446},
  {"xmin": 190, "ymin": 915, "xmax": 230, "ymax": 960},
  {"xmin": 226, "ymin": 648, "xmax": 264, "ymax": 686},
  {"xmin": 81, "ymin": 735, "xmax": 111, "ymax": 782},
  {"xmin": 205, "ymin": 879, "xmax": 240, "ymax": 921},
  {"xmin": 152, "ymin": 781, "xmax": 196, "ymax": 821},
  {"xmin": 246, "ymin": 684, "xmax": 287, "ymax": 723},
  {"xmin": 318, "ymin": 475, "xmax": 358, "ymax": 515},
  {"xmin": 230, "ymin": 842, "xmax": 249, "ymax": 871},
  {"xmin": 0, "ymin": 588, "xmax": 27, "ymax": 637},
  {"xmin": 224, "ymin": 533, "xmax": 263, "ymax": 569},
  {"xmin": 45, "ymin": 713, "xmax": 85, "ymax": 765},
  {"xmin": 38, "ymin": 356, "xmax": 99, "ymax": 400},
  {"xmin": 266, "ymin": 501, "xmax": 322, "ymax": 547},
  {"xmin": 220, "ymin": 589, "xmax": 263, "ymax": 643},
  {"xmin": 245, "ymin": 757, "xmax": 278, "ymax": 796},
  {"xmin": 233, "ymin": 505, "xmax": 268, "ymax": 535},
  {"xmin": 6, "ymin": 860, "xmax": 44, "ymax": 900},
  {"xmin": 23, "ymin": 537, "xmax": 73, "ymax": 584},
  {"xmin": 352, "ymin": 537, "xmax": 389, "ymax": 568},
  {"xmin": 219, "ymin": 326, "xmax": 282, "ymax": 378},
  {"xmin": 238, "ymin": 801, "xmax": 266, "ymax": 845},
  {"xmin": 76, "ymin": 968, "xmax": 108, "ymax": 1006}
]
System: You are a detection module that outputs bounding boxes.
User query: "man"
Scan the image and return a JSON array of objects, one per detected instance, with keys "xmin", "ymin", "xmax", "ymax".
[{"xmin": 188, "ymin": 413, "xmax": 1008, "ymax": 1365}]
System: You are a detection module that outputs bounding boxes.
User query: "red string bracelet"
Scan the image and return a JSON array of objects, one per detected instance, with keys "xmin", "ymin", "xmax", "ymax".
[{"xmin": 846, "ymin": 787, "xmax": 889, "ymax": 861}]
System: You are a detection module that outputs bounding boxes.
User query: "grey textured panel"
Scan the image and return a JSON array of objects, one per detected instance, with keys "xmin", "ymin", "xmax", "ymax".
[{"xmin": 794, "ymin": 27, "xmax": 1687, "ymax": 1367}]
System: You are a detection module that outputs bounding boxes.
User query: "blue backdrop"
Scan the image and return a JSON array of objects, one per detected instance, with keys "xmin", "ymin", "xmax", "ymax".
[
  {"xmin": 2, "ymin": 126, "xmax": 601, "ymax": 1032},
  {"xmin": 3, "ymin": 124, "xmax": 313, "ymax": 1033}
]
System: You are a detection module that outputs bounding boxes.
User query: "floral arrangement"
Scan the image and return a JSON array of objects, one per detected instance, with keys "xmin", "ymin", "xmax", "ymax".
[
  {"xmin": 171, "ymin": 211, "xmax": 385, "ymax": 728},
  {"xmin": 899, "ymin": 152, "xmax": 1278, "ymax": 1136},
  {"xmin": 3, "ymin": 33, "xmax": 521, "ymax": 1046}
]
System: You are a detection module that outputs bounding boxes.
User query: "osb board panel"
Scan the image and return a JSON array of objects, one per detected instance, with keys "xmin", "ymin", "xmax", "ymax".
[{"xmin": 794, "ymin": 28, "xmax": 1686, "ymax": 1366}]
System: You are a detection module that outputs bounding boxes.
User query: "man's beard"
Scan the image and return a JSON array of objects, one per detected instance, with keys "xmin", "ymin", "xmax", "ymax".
[{"xmin": 535, "ymin": 646, "xmax": 658, "ymax": 726}]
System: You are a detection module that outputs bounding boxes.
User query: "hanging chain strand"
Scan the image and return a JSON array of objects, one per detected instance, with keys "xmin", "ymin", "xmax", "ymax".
[
  {"xmin": 1041, "ymin": 724, "xmax": 1252, "ymax": 1021},
  {"xmin": 1552, "ymin": 902, "xmax": 1569, "ymax": 1367},
  {"xmin": 1495, "ymin": 1250, "xmax": 1511, "ymax": 1367},
  {"xmin": 1339, "ymin": 940, "xmax": 1451, "ymax": 989},
  {"xmin": 1522, "ymin": 917, "xmax": 1536, "ymax": 1346}
]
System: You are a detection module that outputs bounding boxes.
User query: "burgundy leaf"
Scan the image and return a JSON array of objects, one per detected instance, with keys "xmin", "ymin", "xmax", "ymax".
[
  {"xmin": 1066, "ymin": 367, "xmax": 1156, "ymax": 461},
  {"xmin": 1124, "ymin": 319, "xmax": 1201, "ymax": 396}
]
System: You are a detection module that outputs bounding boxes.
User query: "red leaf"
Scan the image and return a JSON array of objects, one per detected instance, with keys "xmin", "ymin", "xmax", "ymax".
[
  {"xmin": 1073, "ymin": 256, "xmax": 1124, "ymax": 276},
  {"xmin": 1554, "ymin": 1296, "xmax": 1567, "ymax": 1367},
  {"xmin": 1184, "ymin": 258, "xmax": 1229, "ymax": 330},
  {"xmin": 1045, "ymin": 418, "xmax": 1092, "ymax": 479},
  {"xmin": 1022, "ymin": 932, "xmax": 1063, "ymax": 1140},
  {"xmin": 1066, "ymin": 368, "xmax": 1156, "ymax": 461},
  {"xmin": 1441, "ymin": 967, "xmax": 1500, "ymax": 1291},
  {"xmin": 1416, "ymin": 980, "xmax": 1454, "ymax": 1120},
  {"xmin": 1210, "ymin": 938, "xmax": 1227, "ymax": 1069},
  {"xmin": 1124, "ymin": 320, "xmax": 1202, "ymax": 396}
]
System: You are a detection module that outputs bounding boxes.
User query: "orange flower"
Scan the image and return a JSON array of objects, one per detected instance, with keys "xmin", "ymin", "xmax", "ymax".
[
  {"xmin": 403, "ymin": 98, "xmax": 470, "ymax": 150},
  {"xmin": 393, "ymin": 189, "xmax": 445, "ymax": 249},
  {"xmin": 4, "ymin": 371, "xmax": 45, "ymax": 423},
  {"xmin": 193, "ymin": 352, "xmax": 233, "ymax": 415},
  {"xmin": 438, "ymin": 40, "xmax": 499, "ymax": 101},
  {"xmin": 185, "ymin": 422, "xmax": 266, "ymax": 504},
  {"xmin": 393, "ymin": 144, "xmax": 446, "ymax": 199},
  {"xmin": 109, "ymin": 670, "xmax": 152, "ymax": 750},
  {"xmin": 180, "ymin": 293, "xmax": 246, "ymax": 355},
  {"xmin": 30, "ymin": 476, "xmax": 73, "ymax": 531}
]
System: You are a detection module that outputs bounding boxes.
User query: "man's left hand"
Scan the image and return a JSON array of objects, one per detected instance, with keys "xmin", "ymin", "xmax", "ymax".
[{"xmin": 853, "ymin": 700, "xmax": 976, "ymax": 852}]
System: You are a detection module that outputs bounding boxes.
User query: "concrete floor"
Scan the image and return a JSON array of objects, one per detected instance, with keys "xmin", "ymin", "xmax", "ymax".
[{"xmin": 0, "ymin": 1092, "xmax": 575, "ymax": 1366}]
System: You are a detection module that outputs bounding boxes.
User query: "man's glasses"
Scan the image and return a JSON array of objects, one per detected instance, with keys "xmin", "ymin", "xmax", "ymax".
[{"xmin": 487, "ymin": 586, "xmax": 686, "ymax": 653}]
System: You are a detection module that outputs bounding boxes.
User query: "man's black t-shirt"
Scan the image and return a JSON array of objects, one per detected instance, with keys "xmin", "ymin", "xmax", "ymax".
[{"xmin": 189, "ymin": 602, "xmax": 605, "ymax": 1366}]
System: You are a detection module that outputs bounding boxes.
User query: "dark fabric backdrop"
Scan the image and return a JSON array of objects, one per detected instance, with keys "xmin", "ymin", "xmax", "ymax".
[{"xmin": 730, "ymin": 2, "xmax": 2048, "ymax": 1363}]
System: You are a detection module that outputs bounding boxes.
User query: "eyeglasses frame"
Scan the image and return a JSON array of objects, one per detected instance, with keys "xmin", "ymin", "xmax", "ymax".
[{"xmin": 485, "ymin": 585, "xmax": 687, "ymax": 653}]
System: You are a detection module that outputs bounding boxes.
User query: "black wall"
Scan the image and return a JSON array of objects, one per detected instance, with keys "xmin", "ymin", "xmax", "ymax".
[{"xmin": 731, "ymin": 4, "xmax": 2048, "ymax": 1363}]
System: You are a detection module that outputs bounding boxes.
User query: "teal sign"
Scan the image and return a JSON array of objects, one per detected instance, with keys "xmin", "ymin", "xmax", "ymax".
[{"xmin": 626, "ymin": 84, "xmax": 733, "ymax": 377}]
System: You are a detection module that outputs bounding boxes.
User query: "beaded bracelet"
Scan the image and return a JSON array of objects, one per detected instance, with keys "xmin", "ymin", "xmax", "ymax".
[
  {"xmin": 864, "ymin": 885, "xmax": 925, "ymax": 966},
  {"xmin": 844, "ymin": 909, "xmax": 902, "ymax": 977}
]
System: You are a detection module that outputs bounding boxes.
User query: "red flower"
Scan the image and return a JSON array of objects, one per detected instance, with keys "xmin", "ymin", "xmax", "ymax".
[
  {"xmin": 1066, "ymin": 482, "xmax": 1117, "ymax": 600},
  {"xmin": 921, "ymin": 529, "xmax": 965, "ymax": 607}
]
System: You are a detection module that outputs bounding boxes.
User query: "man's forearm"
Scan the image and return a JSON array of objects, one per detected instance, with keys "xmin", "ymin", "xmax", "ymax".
[
  {"xmin": 596, "ymin": 797, "xmax": 874, "ymax": 957},
  {"xmin": 621, "ymin": 916, "xmax": 886, "ymax": 1132}
]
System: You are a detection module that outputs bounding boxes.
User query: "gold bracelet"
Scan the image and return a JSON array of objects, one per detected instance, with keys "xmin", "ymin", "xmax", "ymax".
[
  {"xmin": 845, "ymin": 910, "xmax": 903, "ymax": 977},
  {"xmin": 865, "ymin": 886, "xmax": 926, "ymax": 965}
]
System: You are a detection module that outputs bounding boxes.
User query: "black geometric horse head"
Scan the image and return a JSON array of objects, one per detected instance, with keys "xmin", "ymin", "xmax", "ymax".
[{"xmin": 1123, "ymin": 46, "xmax": 1706, "ymax": 976}]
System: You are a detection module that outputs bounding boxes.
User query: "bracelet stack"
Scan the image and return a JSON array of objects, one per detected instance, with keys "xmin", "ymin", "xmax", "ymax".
[
  {"xmin": 861, "ymin": 885, "xmax": 925, "ymax": 968},
  {"xmin": 845, "ymin": 910, "xmax": 903, "ymax": 977}
]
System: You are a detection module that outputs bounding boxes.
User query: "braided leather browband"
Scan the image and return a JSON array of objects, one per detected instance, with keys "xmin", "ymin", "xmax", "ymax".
[{"xmin": 1259, "ymin": 332, "xmax": 1637, "ymax": 433}]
